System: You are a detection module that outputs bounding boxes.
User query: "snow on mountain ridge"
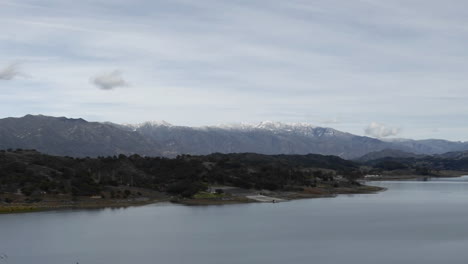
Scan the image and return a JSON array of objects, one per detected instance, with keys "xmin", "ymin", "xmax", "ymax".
[
  {"xmin": 207, "ymin": 121, "xmax": 317, "ymax": 131},
  {"xmin": 123, "ymin": 120, "xmax": 173, "ymax": 130},
  {"xmin": 205, "ymin": 121, "xmax": 344, "ymax": 137},
  {"xmin": 122, "ymin": 120, "xmax": 342, "ymax": 137}
]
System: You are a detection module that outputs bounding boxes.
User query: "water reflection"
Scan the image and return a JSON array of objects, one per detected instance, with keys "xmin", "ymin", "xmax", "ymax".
[{"xmin": 1, "ymin": 178, "xmax": 468, "ymax": 264}]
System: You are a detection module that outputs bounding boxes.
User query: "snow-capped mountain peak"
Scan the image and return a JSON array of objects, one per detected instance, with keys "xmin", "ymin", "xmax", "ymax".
[
  {"xmin": 210, "ymin": 121, "xmax": 316, "ymax": 131},
  {"xmin": 255, "ymin": 121, "xmax": 316, "ymax": 131},
  {"xmin": 204, "ymin": 121, "xmax": 338, "ymax": 137},
  {"xmin": 124, "ymin": 120, "xmax": 173, "ymax": 130}
]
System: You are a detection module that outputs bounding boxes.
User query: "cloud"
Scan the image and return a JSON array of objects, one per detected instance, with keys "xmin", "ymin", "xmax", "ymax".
[
  {"xmin": 365, "ymin": 122, "xmax": 401, "ymax": 138},
  {"xmin": 4, "ymin": 0, "xmax": 468, "ymax": 140},
  {"xmin": 0, "ymin": 63, "xmax": 23, "ymax": 80},
  {"xmin": 91, "ymin": 70, "xmax": 129, "ymax": 90}
]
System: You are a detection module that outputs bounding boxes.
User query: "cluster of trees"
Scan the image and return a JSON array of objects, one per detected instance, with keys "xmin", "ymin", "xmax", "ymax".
[
  {"xmin": 0, "ymin": 150, "xmax": 366, "ymax": 198},
  {"xmin": 363, "ymin": 155, "xmax": 468, "ymax": 175}
]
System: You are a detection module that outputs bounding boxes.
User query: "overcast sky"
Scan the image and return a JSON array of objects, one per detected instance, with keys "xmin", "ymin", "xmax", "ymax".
[{"xmin": 1, "ymin": 0, "xmax": 468, "ymax": 140}]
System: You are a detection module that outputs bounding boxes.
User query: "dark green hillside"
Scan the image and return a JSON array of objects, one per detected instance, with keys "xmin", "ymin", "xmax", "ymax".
[
  {"xmin": 363, "ymin": 152, "xmax": 468, "ymax": 176},
  {"xmin": 0, "ymin": 149, "xmax": 363, "ymax": 199}
]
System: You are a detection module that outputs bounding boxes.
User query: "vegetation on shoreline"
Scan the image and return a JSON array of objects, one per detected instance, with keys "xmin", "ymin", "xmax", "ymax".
[
  {"xmin": 1, "ymin": 148, "xmax": 465, "ymax": 211},
  {"xmin": 362, "ymin": 153, "xmax": 468, "ymax": 178},
  {"xmin": 0, "ymin": 149, "xmax": 367, "ymax": 208}
]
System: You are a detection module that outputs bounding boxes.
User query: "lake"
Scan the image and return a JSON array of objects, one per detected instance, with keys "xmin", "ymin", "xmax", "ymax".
[{"xmin": 2, "ymin": 177, "xmax": 468, "ymax": 264}]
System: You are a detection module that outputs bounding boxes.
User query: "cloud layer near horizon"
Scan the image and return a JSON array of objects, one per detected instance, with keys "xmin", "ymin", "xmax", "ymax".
[{"xmin": 1, "ymin": 0, "xmax": 468, "ymax": 140}]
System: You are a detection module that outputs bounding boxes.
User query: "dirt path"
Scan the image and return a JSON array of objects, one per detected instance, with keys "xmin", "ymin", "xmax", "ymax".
[{"xmin": 246, "ymin": 195, "xmax": 285, "ymax": 203}]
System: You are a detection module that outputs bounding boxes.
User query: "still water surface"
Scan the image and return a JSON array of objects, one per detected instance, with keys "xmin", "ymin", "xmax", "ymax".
[{"xmin": 2, "ymin": 177, "xmax": 468, "ymax": 264}]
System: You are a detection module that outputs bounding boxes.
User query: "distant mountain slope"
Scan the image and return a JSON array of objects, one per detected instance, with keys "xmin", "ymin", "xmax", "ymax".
[
  {"xmin": 356, "ymin": 149, "xmax": 425, "ymax": 162},
  {"xmin": 126, "ymin": 121, "xmax": 392, "ymax": 159},
  {"xmin": 0, "ymin": 115, "xmax": 160, "ymax": 157},
  {"xmin": 1, "ymin": 115, "xmax": 468, "ymax": 159},
  {"xmin": 434, "ymin": 150, "xmax": 468, "ymax": 159},
  {"xmin": 384, "ymin": 138, "xmax": 468, "ymax": 155}
]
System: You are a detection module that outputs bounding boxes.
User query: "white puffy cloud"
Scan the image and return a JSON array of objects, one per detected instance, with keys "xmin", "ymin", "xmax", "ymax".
[
  {"xmin": 365, "ymin": 122, "xmax": 401, "ymax": 138},
  {"xmin": 91, "ymin": 70, "xmax": 128, "ymax": 90},
  {"xmin": 0, "ymin": 63, "xmax": 22, "ymax": 80}
]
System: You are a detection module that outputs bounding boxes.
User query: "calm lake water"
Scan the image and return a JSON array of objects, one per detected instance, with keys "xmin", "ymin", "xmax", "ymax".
[{"xmin": 2, "ymin": 177, "xmax": 468, "ymax": 264}]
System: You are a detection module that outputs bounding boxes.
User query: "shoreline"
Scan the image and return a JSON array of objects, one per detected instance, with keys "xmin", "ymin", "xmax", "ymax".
[
  {"xmin": 162, "ymin": 184, "xmax": 385, "ymax": 206},
  {"xmin": 364, "ymin": 170, "xmax": 467, "ymax": 181},
  {"xmin": 0, "ymin": 198, "xmax": 168, "ymax": 214},
  {"xmin": 0, "ymin": 184, "xmax": 385, "ymax": 214}
]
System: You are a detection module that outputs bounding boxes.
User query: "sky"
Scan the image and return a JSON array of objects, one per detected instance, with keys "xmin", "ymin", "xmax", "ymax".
[{"xmin": 1, "ymin": 0, "xmax": 468, "ymax": 141}]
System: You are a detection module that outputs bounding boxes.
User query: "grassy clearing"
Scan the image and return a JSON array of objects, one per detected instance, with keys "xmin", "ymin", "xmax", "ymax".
[
  {"xmin": 193, "ymin": 192, "xmax": 225, "ymax": 199},
  {"xmin": 0, "ymin": 206, "xmax": 40, "ymax": 214}
]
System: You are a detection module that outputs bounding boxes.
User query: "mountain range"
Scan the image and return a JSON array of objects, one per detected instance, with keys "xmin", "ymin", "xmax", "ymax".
[{"xmin": 1, "ymin": 115, "xmax": 468, "ymax": 160}]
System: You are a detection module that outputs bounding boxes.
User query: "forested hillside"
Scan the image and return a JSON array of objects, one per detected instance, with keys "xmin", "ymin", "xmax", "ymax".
[{"xmin": 0, "ymin": 149, "xmax": 363, "ymax": 199}]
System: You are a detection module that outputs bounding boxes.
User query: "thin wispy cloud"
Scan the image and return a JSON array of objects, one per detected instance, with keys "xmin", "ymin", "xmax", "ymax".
[
  {"xmin": 91, "ymin": 70, "xmax": 129, "ymax": 90},
  {"xmin": 2, "ymin": 0, "xmax": 468, "ymax": 140},
  {"xmin": 0, "ymin": 63, "xmax": 23, "ymax": 80}
]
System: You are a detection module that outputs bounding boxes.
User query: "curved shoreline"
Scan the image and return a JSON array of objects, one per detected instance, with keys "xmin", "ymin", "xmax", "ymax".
[
  {"xmin": 365, "ymin": 170, "xmax": 467, "ymax": 181},
  {"xmin": 162, "ymin": 185, "xmax": 385, "ymax": 206},
  {"xmin": 0, "ymin": 184, "xmax": 385, "ymax": 214}
]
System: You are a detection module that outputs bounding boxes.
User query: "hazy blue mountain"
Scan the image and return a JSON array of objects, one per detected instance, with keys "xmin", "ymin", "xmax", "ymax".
[
  {"xmin": 124, "ymin": 121, "xmax": 392, "ymax": 159},
  {"xmin": 0, "ymin": 115, "xmax": 160, "ymax": 157},
  {"xmin": 434, "ymin": 150, "xmax": 468, "ymax": 159},
  {"xmin": 1, "ymin": 115, "xmax": 468, "ymax": 159},
  {"xmin": 356, "ymin": 149, "xmax": 425, "ymax": 162}
]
